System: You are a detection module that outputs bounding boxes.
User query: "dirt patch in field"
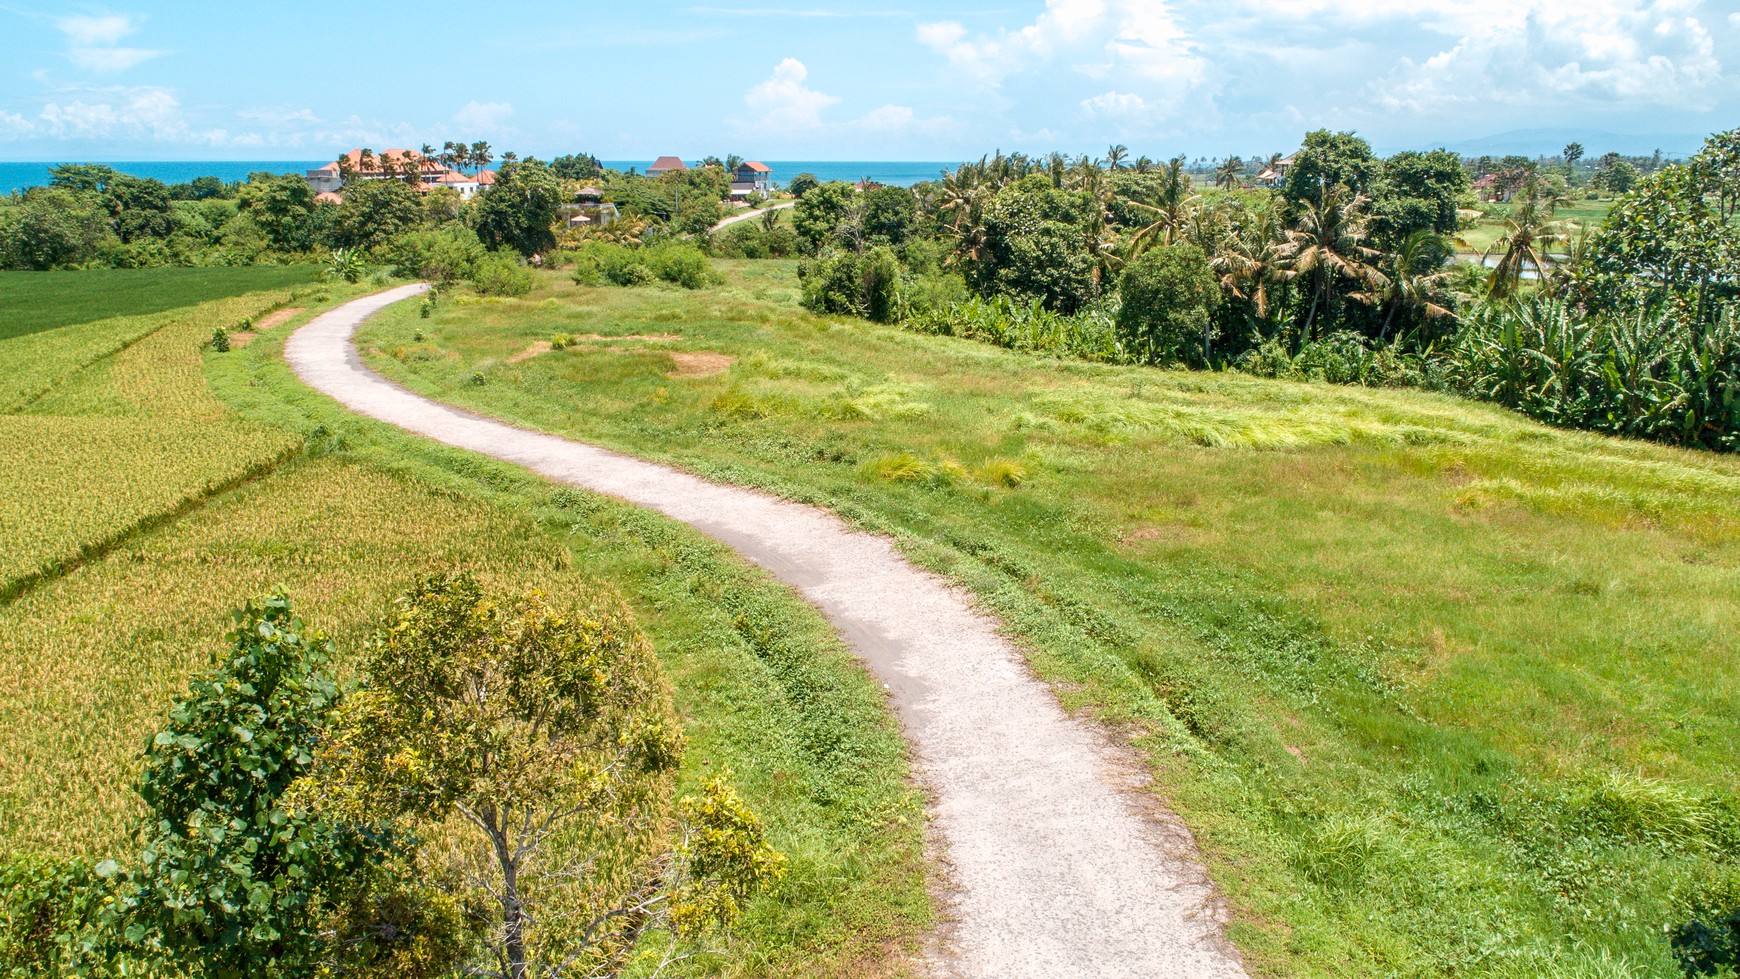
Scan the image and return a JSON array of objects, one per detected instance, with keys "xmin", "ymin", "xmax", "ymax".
[
  {"xmin": 228, "ymin": 307, "xmax": 306, "ymax": 349},
  {"xmin": 666, "ymin": 351, "xmax": 737, "ymax": 379},
  {"xmin": 575, "ymin": 332, "xmax": 680, "ymax": 342},
  {"xmin": 254, "ymin": 308, "xmax": 305, "ymax": 331},
  {"xmin": 509, "ymin": 341, "xmax": 552, "ymax": 364}
]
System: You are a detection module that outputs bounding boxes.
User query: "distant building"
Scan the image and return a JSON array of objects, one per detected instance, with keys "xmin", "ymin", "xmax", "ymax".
[
  {"xmin": 730, "ymin": 161, "xmax": 772, "ymax": 198},
  {"xmin": 1256, "ymin": 153, "xmax": 1298, "ymax": 187},
  {"xmin": 561, "ymin": 186, "xmax": 620, "ymax": 228},
  {"xmin": 647, "ymin": 156, "xmax": 688, "ymax": 177},
  {"xmin": 305, "ymin": 148, "xmax": 495, "ymax": 202}
]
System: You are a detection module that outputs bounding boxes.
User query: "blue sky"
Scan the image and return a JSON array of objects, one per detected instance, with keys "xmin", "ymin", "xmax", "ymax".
[{"xmin": 2, "ymin": 0, "xmax": 1736, "ymax": 162}]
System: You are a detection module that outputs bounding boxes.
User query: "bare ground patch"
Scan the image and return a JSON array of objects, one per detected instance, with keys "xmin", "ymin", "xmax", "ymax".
[
  {"xmin": 229, "ymin": 307, "xmax": 306, "ymax": 349},
  {"xmin": 667, "ymin": 351, "xmax": 737, "ymax": 379},
  {"xmin": 509, "ymin": 341, "xmax": 553, "ymax": 364}
]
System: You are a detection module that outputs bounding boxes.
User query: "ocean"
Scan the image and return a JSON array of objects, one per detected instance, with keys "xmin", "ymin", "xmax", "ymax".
[{"xmin": 0, "ymin": 160, "xmax": 957, "ymax": 195}]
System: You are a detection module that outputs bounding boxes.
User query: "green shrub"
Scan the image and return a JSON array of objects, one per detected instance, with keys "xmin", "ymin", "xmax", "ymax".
[
  {"xmin": 0, "ymin": 856, "xmax": 114, "ymax": 976},
  {"xmin": 469, "ymin": 254, "xmax": 537, "ymax": 297},
  {"xmin": 384, "ymin": 226, "xmax": 485, "ymax": 285},
  {"xmin": 798, "ymin": 247, "xmax": 904, "ymax": 323},
  {"xmin": 1116, "ymin": 244, "xmax": 1221, "ymax": 366},
  {"xmin": 209, "ymin": 325, "xmax": 230, "ymax": 352},
  {"xmin": 645, "ymin": 243, "xmax": 711, "ymax": 289},
  {"xmin": 551, "ymin": 333, "xmax": 574, "ymax": 351}
]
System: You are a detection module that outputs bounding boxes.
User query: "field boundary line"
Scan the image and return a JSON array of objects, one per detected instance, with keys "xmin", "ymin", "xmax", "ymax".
[{"xmin": 0, "ymin": 442, "xmax": 301, "ymax": 607}]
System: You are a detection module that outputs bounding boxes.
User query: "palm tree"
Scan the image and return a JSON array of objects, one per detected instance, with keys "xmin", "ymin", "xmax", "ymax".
[
  {"xmin": 725, "ymin": 154, "xmax": 745, "ymax": 172},
  {"xmin": 470, "ymin": 141, "xmax": 493, "ymax": 173},
  {"xmin": 1211, "ymin": 209, "xmax": 1290, "ymax": 329},
  {"xmin": 1357, "ymin": 230, "xmax": 1455, "ymax": 340},
  {"xmin": 358, "ymin": 148, "xmax": 376, "ymax": 177},
  {"xmin": 1214, "ymin": 156, "xmax": 1244, "ymax": 191},
  {"xmin": 1123, "ymin": 156, "xmax": 1199, "ymax": 257},
  {"xmin": 1105, "ymin": 144, "xmax": 1130, "ymax": 171},
  {"xmin": 759, "ymin": 205, "xmax": 781, "ymax": 233},
  {"xmin": 1281, "ymin": 186, "xmax": 1384, "ymax": 342},
  {"xmin": 1478, "ymin": 191, "xmax": 1564, "ymax": 300},
  {"xmin": 1133, "ymin": 156, "xmax": 1155, "ymax": 173}
]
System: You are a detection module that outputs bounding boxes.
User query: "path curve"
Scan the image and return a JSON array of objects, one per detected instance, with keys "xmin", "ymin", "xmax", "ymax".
[
  {"xmin": 286, "ymin": 285, "xmax": 1249, "ymax": 979},
  {"xmin": 711, "ymin": 200, "xmax": 794, "ymax": 232}
]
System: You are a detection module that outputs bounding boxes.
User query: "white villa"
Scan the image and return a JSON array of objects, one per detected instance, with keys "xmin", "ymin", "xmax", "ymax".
[
  {"xmin": 306, "ymin": 148, "xmax": 497, "ymax": 201},
  {"xmin": 730, "ymin": 161, "xmax": 772, "ymax": 199}
]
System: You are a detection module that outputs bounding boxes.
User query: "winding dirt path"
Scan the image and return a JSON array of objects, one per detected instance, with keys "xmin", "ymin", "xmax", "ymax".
[{"xmin": 285, "ymin": 285, "xmax": 1249, "ymax": 979}]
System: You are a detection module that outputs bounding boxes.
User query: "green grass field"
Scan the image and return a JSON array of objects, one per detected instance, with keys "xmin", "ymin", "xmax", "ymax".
[
  {"xmin": 0, "ymin": 269, "xmax": 931, "ymax": 978},
  {"xmin": 0, "ymin": 265, "xmax": 319, "ymax": 341},
  {"xmin": 358, "ymin": 260, "xmax": 1740, "ymax": 978}
]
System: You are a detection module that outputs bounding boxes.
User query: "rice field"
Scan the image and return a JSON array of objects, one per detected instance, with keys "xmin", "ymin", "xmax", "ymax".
[
  {"xmin": 0, "ymin": 292, "xmax": 308, "ymax": 596},
  {"xmin": 0, "ymin": 268, "xmax": 931, "ymax": 977}
]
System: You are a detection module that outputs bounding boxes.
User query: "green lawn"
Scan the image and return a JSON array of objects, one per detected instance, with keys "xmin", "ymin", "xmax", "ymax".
[
  {"xmin": 358, "ymin": 260, "xmax": 1740, "ymax": 978},
  {"xmin": 0, "ymin": 268, "xmax": 930, "ymax": 978},
  {"xmin": 0, "ymin": 265, "xmax": 319, "ymax": 340}
]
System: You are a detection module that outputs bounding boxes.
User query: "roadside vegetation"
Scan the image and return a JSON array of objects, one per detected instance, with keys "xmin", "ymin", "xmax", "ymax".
[
  {"xmin": 0, "ymin": 273, "xmax": 929, "ymax": 977},
  {"xmin": 359, "ymin": 259, "xmax": 1740, "ymax": 977}
]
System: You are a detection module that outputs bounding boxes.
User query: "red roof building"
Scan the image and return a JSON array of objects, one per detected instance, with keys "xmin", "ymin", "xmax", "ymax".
[{"xmin": 647, "ymin": 156, "xmax": 687, "ymax": 176}]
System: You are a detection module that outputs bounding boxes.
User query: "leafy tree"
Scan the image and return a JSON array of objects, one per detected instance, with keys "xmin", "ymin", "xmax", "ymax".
[
  {"xmin": 1117, "ymin": 243, "xmax": 1222, "ymax": 365},
  {"xmin": 857, "ymin": 186, "xmax": 917, "ymax": 247},
  {"xmin": 119, "ymin": 593, "xmax": 393, "ymax": 979},
  {"xmin": 236, "ymin": 173, "xmax": 319, "ymax": 251},
  {"xmin": 335, "ymin": 179, "xmax": 424, "ymax": 251},
  {"xmin": 973, "ymin": 176, "xmax": 1099, "ymax": 313},
  {"xmin": 549, "ymin": 153, "xmax": 603, "ymax": 181},
  {"xmin": 0, "ymin": 188, "xmax": 113, "ymax": 269},
  {"xmin": 475, "ymin": 160, "xmax": 564, "ymax": 256},
  {"xmin": 303, "ymin": 571, "xmax": 693, "ymax": 979},
  {"xmin": 1370, "ymin": 149, "xmax": 1468, "ymax": 247},
  {"xmin": 48, "ymin": 163, "xmax": 119, "ymax": 194},
  {"xmin": 787, "ymin": 172, "xmax": 820, "ymax": 199},
  {"xmin": 793, "ymin": 181, "xmax": 854, "ymax": 247},
  {"xmin": 1283, "ymin": 130, "xmax": 1381, "ymax": 211},
  {"xmin": 104, "ymin": 175, "xmax": 177, "ymax": 243},
  {"xmin": 169, "ymin": 175, "xmax": 232, "ymax": 201}
]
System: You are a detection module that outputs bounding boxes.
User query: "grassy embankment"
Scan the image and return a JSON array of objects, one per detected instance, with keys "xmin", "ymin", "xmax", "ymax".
[
  {"xmin": 0, "ymin": 269, "xmax": 930, "ymax": 977},
  {"xmin": 360, "ymin": 259, "xmax": 1740, "ymax": 978}
]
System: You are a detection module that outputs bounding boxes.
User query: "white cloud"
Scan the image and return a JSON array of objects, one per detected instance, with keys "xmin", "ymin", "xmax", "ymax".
[
  {"xmin": 743, "ymin": 58, "xmax": 840, "ymax": 130},
  {"xmin": 1728, "ymin": 11, "xmax": 1739, "ymax": 27},
  {"xmin": 918, "ymin": 0, "xmax": 1110, "ymax": 83},
  {"xmin": 852, "ymin": 103, "xmax": 954, "ymax": 135},
  {"xmin": 57, "ymin": 13, "xmax": 164, "ymax": 74},
  {"xmin": 1368, "ymin": 0, "xmax": 1722, "ymax": 112},
  {"xmin": 453, "ymin": 100, "xmax": 514, "ymax": 131},
  {"xmin": 57, "ymin": 14, "xmax": 138, "ymax": 47},
  {"xmin": 917, "ymin": 0, "xmax": 1205, "ymax": 116},
  {"xmin": 237, "ymin": 106, "xmax": 321, "ymax": 126},
  {"xmin": 1080, "ymin": 90, "xmax": 1147, "ymax": 116},
  {"xmin": 67, "ymin": 47, "xmax": 163, "ymax": 73}
]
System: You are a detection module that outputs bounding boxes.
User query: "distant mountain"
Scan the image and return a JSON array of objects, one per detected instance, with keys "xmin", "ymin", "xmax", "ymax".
[{"xmin": 1398, "ymin": 128, "xmax": 1707, "ymax": 160}]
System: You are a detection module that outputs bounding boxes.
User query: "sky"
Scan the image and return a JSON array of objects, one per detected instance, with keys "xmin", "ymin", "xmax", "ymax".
[{"xmin": 1, "ymin": 0, "xmax": 1737, "ymax": 162}]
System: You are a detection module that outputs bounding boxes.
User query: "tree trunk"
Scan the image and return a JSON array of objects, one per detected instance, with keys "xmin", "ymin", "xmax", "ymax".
[{"xmin": 491, "ymin": 820, "xmax": 529, "ymax": 979}]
